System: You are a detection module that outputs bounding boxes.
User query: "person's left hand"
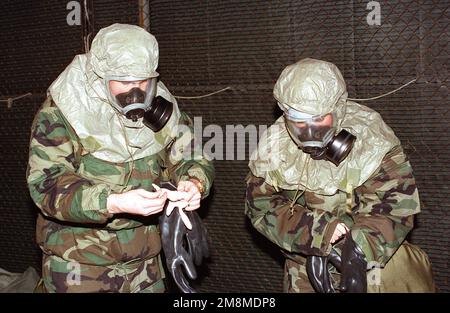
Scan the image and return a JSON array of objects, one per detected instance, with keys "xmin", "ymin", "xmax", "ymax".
[{"xmin": 177, "ymin": 180, "xmax": 202, "ymax": 211}]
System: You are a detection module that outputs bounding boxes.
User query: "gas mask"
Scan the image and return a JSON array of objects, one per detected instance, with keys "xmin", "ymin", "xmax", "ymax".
[
  {"xmin": 284, "ymin": 108, "xmax": 356, "ymax": 166},
  {"xmin": 106, "ymin": 77, "xmax": 173, "ymax": 132}
]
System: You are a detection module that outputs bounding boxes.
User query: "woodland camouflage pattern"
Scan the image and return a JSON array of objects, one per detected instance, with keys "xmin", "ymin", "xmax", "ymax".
[
  {"xmin": 245, "ymin": 145, "xmax": 420, "ymax": 292},
  {"xmin": 27, "ymin": 98, "xmax": 214, "ymax": 292}
]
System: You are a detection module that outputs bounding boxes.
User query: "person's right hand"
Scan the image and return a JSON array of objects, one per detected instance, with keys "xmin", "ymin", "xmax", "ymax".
[
  {"xmin": 331, "ymin": 222, "xmax": 349, "ymax": 244},
  {"xmin": 339, "ymin": 233, "xmax": 367, "ymax": 293},
  {"xmin": 107, "ymin": 189, "xmax": 168, "ymax": 216}
]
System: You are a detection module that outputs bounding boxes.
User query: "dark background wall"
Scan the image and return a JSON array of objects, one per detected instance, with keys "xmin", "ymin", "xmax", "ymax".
[{"xmin": 0, "ymin": 0, "xmax": 448, "ymax": 292}]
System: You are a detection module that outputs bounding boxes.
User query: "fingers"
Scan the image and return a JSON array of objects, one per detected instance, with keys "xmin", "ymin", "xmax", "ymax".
[
  {"xmin": 185, "ymin": 197, "xmax": 201, "ymax": 211},
  {"xmin": 331, "ymin": 234, "xmax": 338, "ymax": 244},
  {"xmin": 184, "ymin": 190, "xmax": 201, "ymax": 210},
  {"xmin": 165, "ymin": 190, "xmax": 189, "ymax": 202},
  {"xmin": 154, "ymin": 181, "xmax": 202, "ymax": 214},
  {"xmin": 331, "ymin": 232, "xmax": 342, "ymax": 243},
  {"xmin": 336, "ymin": 223, "xmax": 349, "ymax": 235},
  {"xmin": 177, "ymin": 181, "xmax": 190, "ymax": 192},
  {"xmin": 135, "ymin": 188, "xmax": 166, "ymax": 199},
  {"xmin": 142, "ymin": 194, "xmax": 168, "ymax": 207},
  {"xmin": 177, "ymin": 181, "xmax": 200, "ymax": 202},
  {"xmin": 306, "ymin": 256, "xmax": 331, "ymax": 293},
  {"xmin": 154, "ymin": 183, "xmax": 192, "ymax": 202},
  {"xmin": 136, "ymin": 190, "xmax": 168, "ymax": 216},
  {"xmin": 331, "ymin": 223, "xmax": 349, "ymax": 244},
  {"xmin": 178, "ymin": 254, "xmax": 197, "ymax": 281},
  {"xmin": 108, "ymin": 189, "xmax": 168, "ymax": 216},
  {"xmin": 175, "ymin": 181, "xmax": 202, "ymax": 210}
]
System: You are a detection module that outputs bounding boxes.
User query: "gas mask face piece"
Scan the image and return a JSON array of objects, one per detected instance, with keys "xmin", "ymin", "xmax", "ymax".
[
  {"xmin": 115, "ymin": 87, "xmax": 148, "ymax": 121},
  {"xmin": 284, "ymin": 108, "xmax": 356, "ymax": 166},
  {"xmin": 107, "ymin": 77, "xmax": 173, "ymax": 132}
]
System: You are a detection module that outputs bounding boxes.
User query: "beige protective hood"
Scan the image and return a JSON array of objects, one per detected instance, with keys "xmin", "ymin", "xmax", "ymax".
[
  {"xmin": 249, "ymin": 59, "xmax": 399, "ymax": 195},
  {"xmin": 48, "ymin": 24, "xmax": 180, "ymax": 163}
]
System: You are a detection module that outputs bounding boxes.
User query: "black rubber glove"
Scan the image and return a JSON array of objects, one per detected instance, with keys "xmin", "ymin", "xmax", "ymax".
[
  {"xmin": 306, "ymin": 249, "xmax": 342, "ymax": 293},
  {"xmin": 158, "ymin": 181, "xmax": 210, "ymax": 293},
  {"xmin": 339, "ymin": 233, "xmax": 367, "ymax": 293},
  {"xmin": 159, "ymin": 207, "xmax": 197, "ymax": 293},
  {"xmin": 185, "ymin": 210, "xmax": 210, "ymax": 266}
]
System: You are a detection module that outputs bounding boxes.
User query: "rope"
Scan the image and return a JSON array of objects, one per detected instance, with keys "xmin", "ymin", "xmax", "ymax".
[
  {"xmin": 289, "ymin": 156, "xmax": 310, "ymax": 212},
  {"xmin": 174, "ymin": 86, "xmax": 231, "ymax": 99},
  {"xmin": 172, "ymin": 78, "xmax": 415, "ymax": 102},
  {"xmin": 116, "ymin": 114, "xmax": 137, "ymax": 188},
  {"xmin": 0, "ymin": 93, "xmax": 32, "ymax": 108},
  {"xmin": 347, "ymin": 78, "xmax": 417, "ymax": 101}
]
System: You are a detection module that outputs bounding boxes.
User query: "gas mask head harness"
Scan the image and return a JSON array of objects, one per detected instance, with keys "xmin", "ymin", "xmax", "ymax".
[
  {"xmin": 106, "ymin": 76, "xmax": 173, "ymax": 132},
  {"xmin": 283, "ymin": 106, "xmax": 356, "ymax": 166}
]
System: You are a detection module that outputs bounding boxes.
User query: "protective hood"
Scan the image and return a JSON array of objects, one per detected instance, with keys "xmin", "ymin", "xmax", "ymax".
[
  {"xmin": 274, "ymin": 58, "xmax": 347, "ymax": 120},
  {"xmin": 250, "ymin": 59, "xmax": 399, "ymax": 195},
  {"xmin": 48, "ymin": 24, "xmax": 180, "ymax": 163},
  {"xmin": 250, "ymin": 102, "xmax": 399, "ymax": 195},
  {"xmin": 88, "ymin": 23, "xmax": 159, "ymax": 79}
]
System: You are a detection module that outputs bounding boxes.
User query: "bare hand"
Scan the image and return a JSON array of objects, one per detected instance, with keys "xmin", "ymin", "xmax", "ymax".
[
  {"xmin": 107, "ymin": 188, "xmax": 168, "ymax": 216},
  {"xmin": 331, "ymin": 223, "xmax": 349, "ymax": 244},
  {"xmin": 177, "ymin": 180, "xmax": 202, "ymax": 211}
]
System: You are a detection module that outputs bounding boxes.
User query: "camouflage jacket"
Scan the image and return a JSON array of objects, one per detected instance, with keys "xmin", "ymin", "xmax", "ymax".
[
  {"xmin": 27, "ymin": 98, "xmax": 214, "ymax": 266},
  {"xmin": 245, "ymin": 145, "xmax": 420, "ymax": 267}
]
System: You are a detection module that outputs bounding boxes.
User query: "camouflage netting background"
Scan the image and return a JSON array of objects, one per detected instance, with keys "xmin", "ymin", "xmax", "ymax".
[{"xmin": 0, "ymin": 0, "xmax": 448, "ymax": 292}]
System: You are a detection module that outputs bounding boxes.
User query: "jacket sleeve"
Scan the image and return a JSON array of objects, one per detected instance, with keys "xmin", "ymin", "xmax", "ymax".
[
  {"xmin": 27, "ymin": 99, "xmax": 113, "ymax": 224},
  {"xmin": 163, "ymin": 111, "xmax": 215, "ymax": 198},
  {"xmin": 245, "ymin": 173, "xmax": 340, "ymax": 256},
  {"xmin": 352, "ymin": 145, "xmax": 420, "ymax": 267}
]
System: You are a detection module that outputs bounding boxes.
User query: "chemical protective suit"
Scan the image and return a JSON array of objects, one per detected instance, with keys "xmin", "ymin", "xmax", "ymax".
[
  {"xmin": 27, "ymin": 24, "xmax": 214, "ymax": 292},
  {"xmin": 245, "ymin": 58, "xmax": 435, "ymax": 293}
]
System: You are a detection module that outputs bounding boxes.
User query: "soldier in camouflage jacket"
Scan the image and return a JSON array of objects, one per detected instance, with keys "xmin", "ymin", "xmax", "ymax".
[
  {"xmin": 245, "ymin": 59, "xmax": 434, "ymax": 292},
  {"xmin": 27, "ymin": 24, "xmax": 214, "ymax": 293}
]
